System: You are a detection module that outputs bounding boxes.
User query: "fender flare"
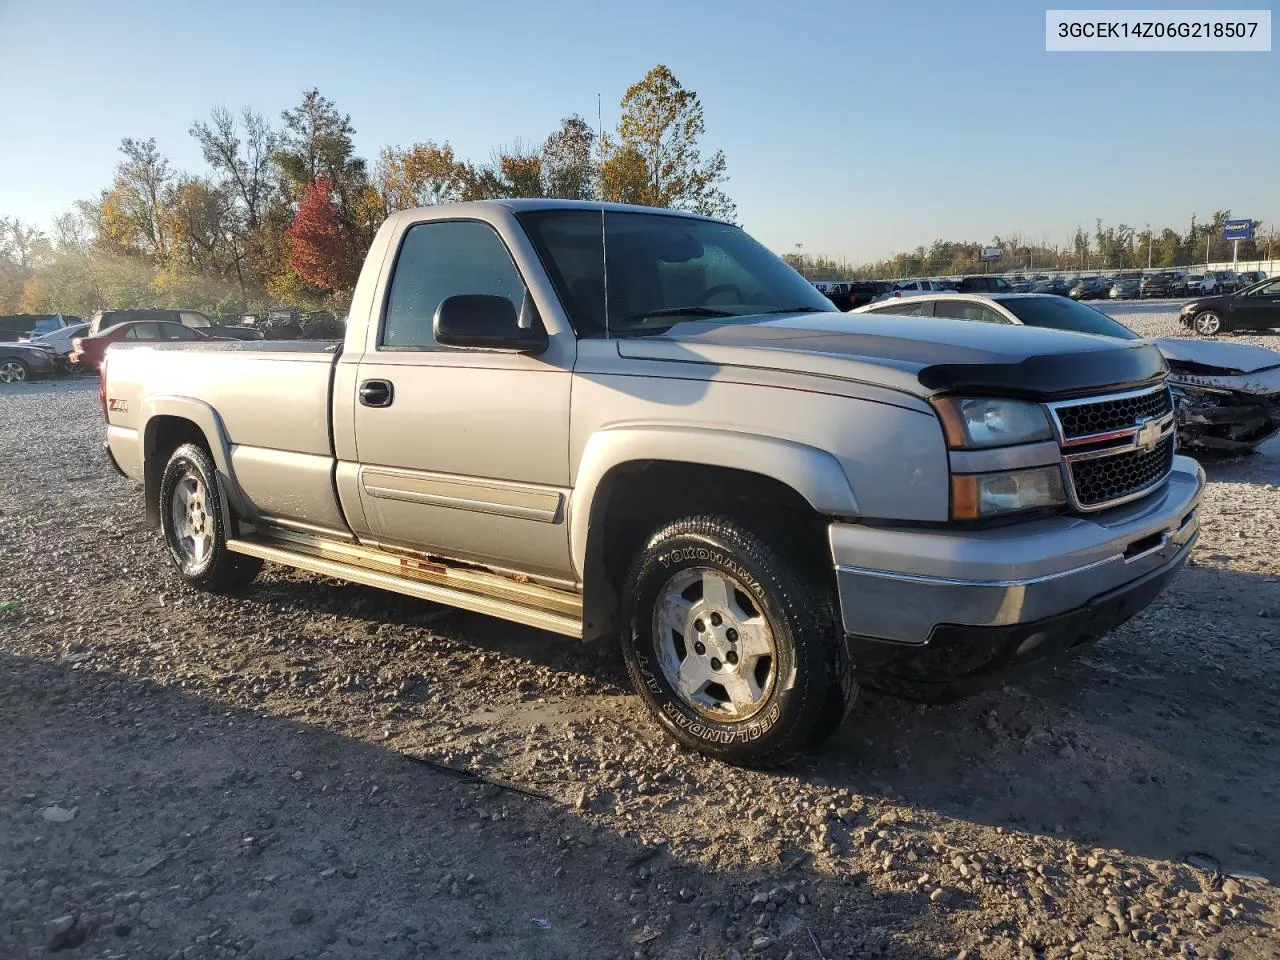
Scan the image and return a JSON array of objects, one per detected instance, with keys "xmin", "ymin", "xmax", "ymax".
[
  {"xmin": 569, "ymin": 425, "xmax": 859, "ymax": 580},
  {"xmin": 140, "ymin": 395, "xmax": 252, "ymax": 530}
]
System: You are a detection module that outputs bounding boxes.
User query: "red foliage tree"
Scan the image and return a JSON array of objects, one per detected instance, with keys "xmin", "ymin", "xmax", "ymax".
[{"xmin": 284, "ymin": 176, "xmax": 358, "ymax": 293}]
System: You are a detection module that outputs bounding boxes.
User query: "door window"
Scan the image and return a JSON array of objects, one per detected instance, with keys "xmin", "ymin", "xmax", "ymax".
[
  {"xmin": 179, "ymin": 311, "xmax": 212, "ymax": 329},
  {"xmin": 931, "ymin": 301, "xmax": 1010, "ymax": 324},
  {"xmin": 381, "ymin": 220, "xmax": 528, "ymax": 349}
]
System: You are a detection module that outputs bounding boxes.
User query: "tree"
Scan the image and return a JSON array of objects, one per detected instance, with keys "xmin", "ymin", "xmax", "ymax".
[
  {"xmin": 541, "ymin": 115, "xmax": 596, "ymax": 200},
  {"xmin": 190, "ymin": 107, "xmax": 278, "ymax": 231},
  {"xmin": 107, "ymin": 137, "xmax": 175, "ymax": 260},
  {"xmin": 606, "ymin": 65, "xmax": 734, "ymax": 219},
  {"xmin": 375, "ymin": 142, "xmax": 467, "ymax": 211},
  {"xmin": 0, "ymin": 217, "xmax": 51, "ymax": 268},
  {"xmin": 285, "ymin": 177, "xmax": 358, "ymax": 295}
]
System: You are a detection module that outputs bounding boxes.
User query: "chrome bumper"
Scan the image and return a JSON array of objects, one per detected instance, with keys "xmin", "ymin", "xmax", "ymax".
[{"xmin": 831, "ymin": 455, "xmax": 1204, "ymax": 645}]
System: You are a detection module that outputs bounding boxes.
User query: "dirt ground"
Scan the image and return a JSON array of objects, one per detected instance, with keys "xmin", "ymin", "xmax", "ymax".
[{"xmin": 2, "ymin": 308, "xmax": 1278, "ymax": 960}]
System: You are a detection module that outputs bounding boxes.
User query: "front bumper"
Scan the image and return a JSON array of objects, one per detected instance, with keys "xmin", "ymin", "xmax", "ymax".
[{"xmin": 831, "ymin": 456, "xmax": 1204, "ymax": 692}]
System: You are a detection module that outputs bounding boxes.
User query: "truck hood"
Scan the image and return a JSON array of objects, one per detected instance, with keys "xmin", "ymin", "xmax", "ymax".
[
  {"xmin": 617, "ymin": 312, "xmax": 1167, "ymax": 399},
  {"xmin": 1155, "ymin": 337, "xmax": 1280, "ymax": 376}
]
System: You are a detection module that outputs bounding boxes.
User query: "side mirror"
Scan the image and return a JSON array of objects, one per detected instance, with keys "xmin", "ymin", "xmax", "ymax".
[{"xmin": 433, "ymin": 294, "xmax": 548, "ymax": 354}]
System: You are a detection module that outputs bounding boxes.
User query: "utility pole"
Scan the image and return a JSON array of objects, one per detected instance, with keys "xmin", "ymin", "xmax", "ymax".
[
  {"xmin": 794, "ymin": 243, "xmax": 804, "ymax": 279},
  {"xmin": 1146, "ymin": 223, "xmax": 1152, "ymax": 270}
]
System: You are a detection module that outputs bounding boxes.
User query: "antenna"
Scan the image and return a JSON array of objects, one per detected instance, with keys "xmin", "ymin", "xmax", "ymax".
[{"xmin": 598, "ymin": 92, "xmax": 609, "ymax": 338}]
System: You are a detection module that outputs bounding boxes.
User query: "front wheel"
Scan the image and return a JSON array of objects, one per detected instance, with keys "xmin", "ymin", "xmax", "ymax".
[
  {"xmin": 1194, "ymin": 312, "xmax": 1222, "ymax": 336},
  {"xmin": 0, "ymin": 358, "xmax": 29, "ymax": 383},
  {"xmin": 159, "ymin": 443, "xmax": 262, "ymax": 592},
  {"xmin": 620, "ymin": 515, "xmax": 853, "ymax": 767}
]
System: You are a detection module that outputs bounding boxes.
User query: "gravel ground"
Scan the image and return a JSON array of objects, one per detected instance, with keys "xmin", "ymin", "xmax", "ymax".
[{"xmin": 2, "ymin": 311, "xmax": 1279, "ymax": 960}]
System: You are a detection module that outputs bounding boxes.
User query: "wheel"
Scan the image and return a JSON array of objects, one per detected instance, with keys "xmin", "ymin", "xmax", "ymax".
[
  {"xmin": 1194, "ymin": 312, "xmax": 1222, "ymax": 336},
  {"xmin": 159, "ymin": 443, "xmax": 262, "ymax": 592},
  {"xmin": 620, "ymin": 515, "xmax": 853, "ymax": 766},
  {"xmin": 0, "ymin": 358, "xmax": 29, "ymax": 383}
]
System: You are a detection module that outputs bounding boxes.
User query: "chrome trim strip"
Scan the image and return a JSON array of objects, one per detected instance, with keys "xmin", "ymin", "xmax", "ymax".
[
  {"xmin": 1061, "ymin": 416, "xmax": 1175, "ymax": 464},
  {"xmin": 834, "ymin": 552, "xmax": 1121, "ymax": 589},
  {"xmin": 949, "ymin": 440, "xmax": 1061, "ymax": 474},
  {"xmin": 363, "ymin": 484, "xmax": 560, "ymax": 523}
]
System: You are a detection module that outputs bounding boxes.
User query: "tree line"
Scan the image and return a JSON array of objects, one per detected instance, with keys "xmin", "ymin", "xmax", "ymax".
[
  {"xmin": 790, "ymin": 212, "xmax": 1276, "ymax": 281},
  {"xmin": 0, "ymin": 65, "xmax": 733, "ymax": 318}
]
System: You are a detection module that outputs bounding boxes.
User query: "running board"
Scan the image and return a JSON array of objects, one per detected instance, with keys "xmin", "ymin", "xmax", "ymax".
[{"xmin": 226, "ymin": 530, "xmax": 583, "ymax": 639}]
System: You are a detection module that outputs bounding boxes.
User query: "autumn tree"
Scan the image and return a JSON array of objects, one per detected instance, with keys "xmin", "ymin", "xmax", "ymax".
[
  {"xmin": 285, "ymin": 177, "xmax": 359, "ymax": 295},
  {"xmin": 604, "ymin": 65, "xmax": 734, "ymax": 219},
  {"xmin": 376, "ymin": 142, "xmax": 467, "ymax": 211},
  {"xmin": 541, "ymin": 115, "xmax": 596, "ymax": 200},
  {"xmin": 98, "ymin": 138, "xmax": 176, "ymax": 260}
]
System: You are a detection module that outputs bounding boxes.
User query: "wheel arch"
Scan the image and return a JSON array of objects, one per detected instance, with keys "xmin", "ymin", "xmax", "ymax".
[
  {"xmin": 571, "ymin": 427, "xmax": 858, "ymax": 642},
  {"xmin": 141, "ymin": 396, "xmax": 250, "ymax": 531}
]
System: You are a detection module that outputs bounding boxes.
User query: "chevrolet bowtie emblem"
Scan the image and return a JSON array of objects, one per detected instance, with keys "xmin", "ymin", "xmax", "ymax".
[{"xmin": 1135, "ymin": 418, "xmax": 1163, "ymax": 452}]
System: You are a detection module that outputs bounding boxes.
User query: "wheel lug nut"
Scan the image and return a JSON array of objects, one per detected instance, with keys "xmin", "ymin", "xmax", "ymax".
[
  {"xmin": 710, "ymin": 613, "xmax": 722, "ymax": 627},
  {"xmin": 726, "ymin": 628, "xmax": 738, "ymax": 643},
  {"xmin": 710, "ymin": 658, "xmax": 722, "ymax": 671},
  {"xmin": 694, "ymin": 620, "xmax": 705, "ymax": 632},
  {"xmin": 694, "ymin": 642, "xmax": 706, "ymax": 656},
  {"xmin": 726, "ymin": 651, "xmax": 739, "ymax": 665}
]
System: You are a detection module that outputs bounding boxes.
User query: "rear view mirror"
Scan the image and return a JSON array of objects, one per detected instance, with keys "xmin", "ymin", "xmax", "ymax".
[{"xmin": 434, "ymin": 295, "xmax": 548, "ymax": 354}]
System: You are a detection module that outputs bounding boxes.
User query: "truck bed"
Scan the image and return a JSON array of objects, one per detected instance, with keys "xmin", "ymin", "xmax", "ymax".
[{"xmin": 104, "ymin": 340, "xmax": 346, "ymax": 533}]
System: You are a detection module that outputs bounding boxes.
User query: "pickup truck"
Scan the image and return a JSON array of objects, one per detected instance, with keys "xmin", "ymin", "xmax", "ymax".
[{"xmin": 101, "ymin": 199, "xmax": 1205, "ymax": 766}]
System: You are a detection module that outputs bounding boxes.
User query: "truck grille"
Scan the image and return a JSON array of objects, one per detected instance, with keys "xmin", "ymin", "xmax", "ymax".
[
  {"xmin": 1048, "ymin": 384, "xmax": 1177, "ymax": 512},
  {"xmin": 1055, "ymin": 386, "xmax": 1173, "ymax": 441},
  {"xmin": 1069, "ymin": 434, "xmax": 1175, "ymax": 508}
]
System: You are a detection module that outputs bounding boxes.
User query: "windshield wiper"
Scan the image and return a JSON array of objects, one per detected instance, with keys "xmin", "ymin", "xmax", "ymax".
[
  {"xmin": 759, "ymin": 306, "xmax": 828, "ymax": 314},
  {"xmin": 620, "ymin": 306, "xmax": 738, "ymax": 324}
]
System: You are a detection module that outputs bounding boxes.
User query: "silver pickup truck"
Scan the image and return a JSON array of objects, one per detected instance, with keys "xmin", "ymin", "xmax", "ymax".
[{"xmin": 102, "ymin": 200, "xmax": 1204, "ymax": 765}]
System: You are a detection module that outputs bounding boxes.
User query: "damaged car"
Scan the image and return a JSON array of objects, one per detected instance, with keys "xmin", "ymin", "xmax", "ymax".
[
  {"xmin": 852, "ymin": 292, "xmax": 1280, "ymax": 455},
  {"xmin": 1178, "ymin": 276, "xmax": 1280, "ymax": 336}
]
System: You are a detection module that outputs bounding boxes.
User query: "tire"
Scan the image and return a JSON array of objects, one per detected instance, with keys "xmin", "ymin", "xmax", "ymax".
[
  {"xmin": 0, "ymin": 358, "xmax": 29, "ymax": 384},
  {"xmin": 1193, "ymin": 312, "xmax": 1222, "ymax": 336},
  {"xmin": 159, "ymin": 443, "xmax": 262, "ymax": 592},
  {"xmin": 620, "ymin": 515, "xmax": 853, "ymax": 767}
]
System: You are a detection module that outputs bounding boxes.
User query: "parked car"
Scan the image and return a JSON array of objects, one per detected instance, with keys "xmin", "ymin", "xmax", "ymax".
[
  {"xmin": 71, "ymin": 320, "xmax": 223, "ymax": 372},
  {"xmin": 1109, "ymin": 278, "xmax": 1141, "ymax": 299},
  {"xmin": 88, "ymin": 308, "xmax": 264, "ymax": 341},
  {"xmin": 1178, "ymin": 276, "xmax": 1280, "ymax": 336},
  {"xmin": 1068, "ymin": 277, "xmax": 1107, "ymax": 300},
  {"xmin": 870, "ymin": 278, "xmax": 948, "ymax": 302},
  {"xmin": 846, "ymin": 281, "xmax": 891, "ymax": 308},
  {"xmin": 855, "ymin": 291, "xmax": 1280, "ymax": 454},
  {"xmin": 953, "ymin": 276, "xmax": 1014, "ymax": 294},
  {"xmin": 812, "ymin": 281, "xmax": 854, "ymax": 311},
  {"xmin": 1170, "ymin": 273, "xmax": 1192, "ymax": 297},
  {"xmin": 0, "ymin": 313, "xmax": 84, "ymax": 342},
  {"xmin": 1139, "ymin": 273, "xmax": 1175, "ymax": 298},
  {"xmin": 1030, "ymin": 277, "xmax": 1072, "ymax": 296},
  {"xmin": 100, "ymin": 198, "xmax": 1204, "ymax": 765},
  {"xmin": 1203, "ymin": 270, "xmax": 1239, "ymax": 294},
  {"xmin": 1236, "ymin": 270, "xmax": 1268, "ymax": 287},
  {"xmin": 0, "ymin": 341, "xmax": 59, "ymax": 383},
  {"xmin": 23, "ymin": 322, "xmax": 90, "ymax": 357}
]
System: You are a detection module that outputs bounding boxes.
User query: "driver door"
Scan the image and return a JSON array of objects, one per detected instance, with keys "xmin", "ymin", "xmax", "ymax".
[{"xmin": 1232, "ymin": 279, "xmax": 1280, "ymax": 330}]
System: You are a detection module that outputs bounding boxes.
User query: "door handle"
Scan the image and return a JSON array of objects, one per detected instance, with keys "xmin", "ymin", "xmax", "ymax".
[{"xmin": 359, "ymin": 379, "xmax": 394, "ymax": 407}]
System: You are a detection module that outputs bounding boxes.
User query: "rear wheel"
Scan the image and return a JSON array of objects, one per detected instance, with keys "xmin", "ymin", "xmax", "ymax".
[
  {"xmin": 620, "ymin": 515, "xmax": 853, "ymax": 767},
  {"xmin": 1194, "ymin": 312, "xmax": 1222, "ymax": 336},
  {"xmin": 0, "ymin": 358, "xmax": 29, "ymax": 383},
  {"xmin": 159, "ymin": 443, "xmax": 262, "ymax": 592}
]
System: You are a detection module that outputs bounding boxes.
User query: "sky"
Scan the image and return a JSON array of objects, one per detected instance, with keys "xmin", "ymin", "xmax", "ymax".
[{"xmin": 0, "ymin": 0, "xmax": 1276, "ymax": 264}]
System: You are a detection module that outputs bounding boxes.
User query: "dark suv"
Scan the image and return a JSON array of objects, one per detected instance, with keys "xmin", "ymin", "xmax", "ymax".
[
  {"xmin": 1139, "ymin": 273, "xmax": 1174, "ymax": 298},
  {"xmin": 88, "ymin": 309, "xmax": 263, "ymax": 340},
  {"xmin": 954, "ymin": 276, "xmax": 1014, "ymax": 294}
]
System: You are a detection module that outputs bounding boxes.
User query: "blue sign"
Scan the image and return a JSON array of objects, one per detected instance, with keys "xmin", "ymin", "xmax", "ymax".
[{"xmin": 1224, "ymin": 219, "xmax": 1254, "ymax": 241}]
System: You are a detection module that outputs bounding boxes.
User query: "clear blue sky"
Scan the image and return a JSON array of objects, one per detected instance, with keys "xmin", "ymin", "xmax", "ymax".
[{"xmin": 1, "ymin": 0, "xmax": 1275, "ymax": 263}]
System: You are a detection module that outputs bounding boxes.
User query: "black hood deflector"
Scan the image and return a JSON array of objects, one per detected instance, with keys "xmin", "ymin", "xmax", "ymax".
[{"xmin": 918, "ymin": 341, "xmax": 1168, "ymax": 400}]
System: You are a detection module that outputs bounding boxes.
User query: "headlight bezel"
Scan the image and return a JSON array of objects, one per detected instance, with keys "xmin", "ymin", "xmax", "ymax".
[
  {"xmin": 951, "ymin": 465, "xmax": 1066, "ymax": 521},
  {"xmin": 931, "ymin": 396, "xmax": 1054, "ymax": 450}
]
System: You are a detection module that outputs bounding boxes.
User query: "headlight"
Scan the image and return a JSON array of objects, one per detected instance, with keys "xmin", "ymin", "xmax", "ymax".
[
  {"xmin": 952, "ymin": 466, "xmax": 1065, "ymax": 520},
  {"xmin": 931, "ymin": 397, "xmax": 1053, "ymax": 449}
]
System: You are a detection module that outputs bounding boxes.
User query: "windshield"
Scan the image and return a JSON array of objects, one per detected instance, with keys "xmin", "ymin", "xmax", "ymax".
[
  {"xmin": 1000, "ymin": 296, "xmax": 1140, "ymax": 340},
  {"xmin": 518, "ymin": 209, "xmax": 835, "ymax": 337}
]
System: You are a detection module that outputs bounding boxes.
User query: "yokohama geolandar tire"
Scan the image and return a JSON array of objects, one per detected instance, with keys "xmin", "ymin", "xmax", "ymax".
[
  {"xmin": 159, "ymin": 443, "xmax": 262, "ymax": 593},
  {"xmin": 620, "ymin": 515, "xmax": 854, "ymax": 767}
]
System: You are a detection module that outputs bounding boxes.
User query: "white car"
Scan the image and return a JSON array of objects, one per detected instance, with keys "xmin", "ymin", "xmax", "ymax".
[
  {"xmin": 869, "ymin": 279, "xmax": 949, "ymax": 303},
  {"xmin": 22, "ymin": 322, "xmax": 89, "ymax": 357}
]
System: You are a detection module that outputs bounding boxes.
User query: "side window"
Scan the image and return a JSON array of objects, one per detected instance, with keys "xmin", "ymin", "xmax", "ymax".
[
  {"xmin": 931, "ymin": 301, "xmax": 1010, "ymax": 324},
  {"xmin": 179, "ymin": 311, "xmax": 210, "ymax": 329},
  {"xmin": 129, "ymin": 323, "xmax": 164, "ymax": 340},
  {"xmin": 876, "ymin": 301, "xmax": 927, "ymax": 316},
  {"xmin": 382, "ymin": 220, "xmax": 528, "ymax": 349},
  {"xmin": 120, "ymin": 326, "xmax": 139, "ymax": 340}
]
